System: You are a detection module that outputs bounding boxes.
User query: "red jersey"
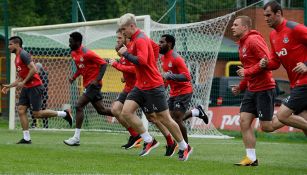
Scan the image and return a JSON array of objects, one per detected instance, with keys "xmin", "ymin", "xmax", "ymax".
[
  {"xmin": 238, "ymin": 30, "xmax": 275, "ymax": 92},
  {"xmin": 126, "ymin": 29, "xmax": 164, "ymax": 90},
  {"xmin": 161, "ymin": 50, "xmax": 193, "ymax": 97},
  {"xmin": 15, "ymin": 48, "xmax": 42, "ymax": 88},
  {"xmin": 113, "ymin": 40, "xmax": 160, "ymax": 93},
  {"xmin": 267, "ymin": 19, "xmax": 307, "ymax": 88},
  {"xmin": 112, "ymin": 56, "xmax": 136, "ymax": 93},
  {"xmin": 71, "ymin": 46, "xmax": 107, "ymax": 88}
]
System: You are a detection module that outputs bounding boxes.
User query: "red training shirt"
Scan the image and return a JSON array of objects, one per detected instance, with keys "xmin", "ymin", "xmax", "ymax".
[
  {"xmin": 267, "ymin": 19, "xmax": 307, "ymax": 88},
  {"xmin": 161, "ymin": 49, "xmax": 193, "ymax": 97},
  {"xmin": 238, "ymin": 30, "xmax": 275, "ymax": 91},
  {"xmin": 71, "ymin": 46, "xmax": 107, "ymax": 88},
  {"xmin": 15, "ymin": 48, "xmax": 42, "ymax": 88}
]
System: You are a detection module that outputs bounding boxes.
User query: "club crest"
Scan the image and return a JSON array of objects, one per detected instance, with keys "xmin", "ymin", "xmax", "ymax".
[{"xmin": 283, "ymin": 36, "xmax": 289, "ymax": 43}]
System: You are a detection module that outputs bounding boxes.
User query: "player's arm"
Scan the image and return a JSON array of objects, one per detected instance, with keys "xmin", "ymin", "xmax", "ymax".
[
  {"xmin": 1, "ymin": 77, "xmax": 22, "ymax": 94},
  {"xmin": 19, "ymin": 52, "xmax": 38, "ymax": 87},
  {"xmin": 70, "ymin": 68, "xmax": 81, "ymax": 83},
  {"xmin": 293, "ymin": 23, "xmax": 307, "ymax": 45},
  {"xmin": 120, "ymin": 39, "xmax": 148, "ymax": 65},
  {"xmin": 87, "ymin": 50, "xmax": 108, "ymax": 84},
  {"xmin": 243, "ymin": 38, "xmax": 270, "ymax": 77},
  {"xmin": 110, "ymin": 59, "xmax": 136, "ymax": 74},
  {"xmin": 163, "ymin": 58, "xmax": 191, "ymax": 82},
  {"xmin": 264, "ymin": 36, "xmax": 281, "ymax": 70}
]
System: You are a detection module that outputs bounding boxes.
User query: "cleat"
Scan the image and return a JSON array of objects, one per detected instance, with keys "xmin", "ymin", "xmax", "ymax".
[
  {"xmin": 165, "ymin": 142, "xmax": 178, "ymax": 157},
  {"xmin": 234, "ymin": 156, "xmax": 258, "ymax": 166},
  {"xmin": 124, "ymin": 135, "xmax": 143, "ymax": 150},
  {"xmin": 16, "ymin": 138, "xmax": 32, "ymax": 144},
  {"xmin": 178, "ymin": 144, "xmax": 193, "ymax": 161},
  {"xmin": 196, "ymin": 105, "xmax": 208, "ymax": 124},
  {"xmin": 63, "ymin": 109, "xmax": 73, "ymax": 127},
  {"xmin": 63, "ymin": 137, "xmax": 80, "ymax": 146},
  {"xmin": 139, "ymin": 138, "xmax": 159, "ymax": 156}
]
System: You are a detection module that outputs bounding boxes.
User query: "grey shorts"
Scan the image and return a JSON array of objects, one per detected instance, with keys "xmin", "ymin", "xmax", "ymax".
[{"xmin": 126, "ymin": 86, "xmax": 168, "ymax": 114}]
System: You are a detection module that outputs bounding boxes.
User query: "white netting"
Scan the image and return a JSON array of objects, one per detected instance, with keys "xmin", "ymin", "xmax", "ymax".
[{"xmin": 10, "ymin": 14, "xmax": 234, "ymax": 138}]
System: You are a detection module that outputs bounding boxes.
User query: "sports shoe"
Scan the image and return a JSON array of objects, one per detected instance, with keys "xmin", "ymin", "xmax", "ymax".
[
  {"xmin": 139, "ymin": 138, "xmax": 159, "ymax": 156},
  {"xmin": 122, "ymin": 135, "xmax": 143, "ymax": 149},
  {"xmin": 16, "ymin": 138, "xmax": 32, "ymax": 144},
  {"xmin": 234, "ymin": 156, "xmax": 258, "ymax": 166},
  {"xmin": 196, "ymin": 105, "xmax": 208, "ymax": 124},
  {"xmin": 165, "ymin": 142, "xmax": 178, "ymax": 157},
  {"xmin": 63, "ymin": 109, "xmax": 73, "ymax": 127},
  {"xmin": 178, "ymin": 144, "xmax": 193, "ymax": 161},
  {"xmin": 63, "ymin": 137, "xmax": 80, "ymax": 146}
]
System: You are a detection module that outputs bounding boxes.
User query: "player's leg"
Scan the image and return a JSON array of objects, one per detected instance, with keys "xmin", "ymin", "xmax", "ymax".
[
  {"xmin": 63, "ymin": 94, "xmax": 90, "ymax": 146},
  {"xmin": 122, "ymin": 87, "xmax": 158, "ymax": 156},
  {"xmin": 277, "ymin": 105, "xmax": 307, "ymax": 130},
  {"xmin": 146, "ymin": 113, "xmax": 176, "ymax": 156},
  {"xmin": 147, "ymin": 86, "xmax": 191, "ymax": 161},
  {"xmin": 234, "ymin": 90, "xmax": 258, "ymax": 166},
  {"xmin": 277, "ymin": 86, "xmax": 307, "ymax": 130},
  {"xmin": 112, "ymin": 92, "xmax": 142, "ymax": 149},
  {"xmin": 183, "ymin": 105, "xmax": 208, "ymax": 124},
  {"xmin": 31, "ymin": 86, "xmax": 72, "ymax": 126},
  {"xmin": 257, "ymin": 89, "xmax": 284, "ymax": 132},
  {"xmin": 170, "ymin": 93, "xmax": 192, "ymax": 143},
  {"xmin": 297, "ymin": 110, "xmax": 307, "ymax": 136},
  {"xmin": 15, "ymin": 87, "xmax": 32, "ymax": 144}
]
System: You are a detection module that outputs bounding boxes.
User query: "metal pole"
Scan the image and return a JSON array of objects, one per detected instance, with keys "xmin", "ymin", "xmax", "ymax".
[
  {"xmin": 168, "ymin": 0, "xmax": 176, "ymax": 24},
  {"xmin": 72, "ymin": 0, "xmax": 78, "ymax": 22},
  {"xmin": 3, "ymin": 0, "xmax": 9, "ymax": 118}
]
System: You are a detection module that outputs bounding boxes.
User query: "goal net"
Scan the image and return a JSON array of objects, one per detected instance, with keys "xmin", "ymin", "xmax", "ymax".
[{"xmin": 10, "ymin": 14, "xmax": 234, "ymax": 138}]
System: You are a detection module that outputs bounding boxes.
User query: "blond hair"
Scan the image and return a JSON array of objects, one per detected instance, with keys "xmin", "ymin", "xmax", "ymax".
[
  {"xmin": 118, "ymin": 13, "xmax": 137, "ymax": 27},
  {"xmin": 235, "ymin": 16, "xmax": 252, "ymax": 29}
]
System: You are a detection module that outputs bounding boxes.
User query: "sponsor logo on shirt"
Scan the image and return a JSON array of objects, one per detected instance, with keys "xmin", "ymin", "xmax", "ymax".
[
  {"xmin": 168, "ymin": 62, "xmax": 172, "ymax": 68},
  {"xmin": 276, "ymin": 48, "xmax": 288, "ymax": 57},
  {"xmin": 17, "ymin": 66, "xmax": 21, "ymax": 72},
  {"xmin": 283, "ymin": 36, "xmax": 289, "ymax": 43}
]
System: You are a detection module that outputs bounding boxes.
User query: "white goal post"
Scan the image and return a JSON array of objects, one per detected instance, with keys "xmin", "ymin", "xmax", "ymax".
[{"xmin": 9, "ymin": 14, "xmax": 234, "ymax": 139}]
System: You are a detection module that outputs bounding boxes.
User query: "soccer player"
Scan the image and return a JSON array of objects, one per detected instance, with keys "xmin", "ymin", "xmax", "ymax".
[
  {"xmin": 158, "ymin": 34, "xmax": 208, "ymax": 153},
  {"xmin": 30, "ymin": 62, "xmax": 49, "ymax": 128},
  {"xmin": 259, "ymin": 1, "xmax": 307, "ymax": 132},
  {"xmin": 1, "ymin": 36, "xmax": 72, "ymax": 144},
  {"xmin": 117, "ymin": 13, "xmax": 192, "ymax": 160},
  {"xmin": 63, "ymin": 32, "xmax": 113, "ymax": 146},
  {"xmin": 230, "ymin": 16, "xmax": 284, "ymax": 166},
  {"xmin": 111, "ymin": 29, "xmax": 177, "ymax": 156},
  {"xmin": 109, "ymin": 29, "xmax": 142, "ymax": 149}
]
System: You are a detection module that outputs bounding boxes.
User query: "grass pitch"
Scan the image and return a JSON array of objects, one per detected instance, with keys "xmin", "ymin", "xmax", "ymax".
[{"xmin": 0, "ymin": 118, "xmax": 306, "ymax": 175}]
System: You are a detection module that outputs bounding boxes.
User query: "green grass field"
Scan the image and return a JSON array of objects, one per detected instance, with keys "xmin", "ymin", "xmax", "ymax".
[{"xmin": 0, "ymin": 118, "xmax": 306, "ymax": 175}]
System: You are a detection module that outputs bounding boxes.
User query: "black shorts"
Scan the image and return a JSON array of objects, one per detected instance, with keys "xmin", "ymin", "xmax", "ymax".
[
  {"xmin": 283, "ymin": 85, "xmax": 307, "ymax": 115},
  {"xmin": 84, "ymin": 84, "xmax": 103, "ymax": 102},
  {"xmin": 168, "ymin": 93, "xmax": 192, "ymax": 113},
  {"xmin": 116, "ymin": 91, "xmax": 128, "ymax": 104},
  {"xmin": 240, "ymin": 89, "xmax": 275, "ymax": 121},
  {"xmin": 126, "ymin": 86, "xmax": 168, "ymax": 114},
  {"xmin": 18, "ymin": 85, "xmax": 43, "ymax": 111}
]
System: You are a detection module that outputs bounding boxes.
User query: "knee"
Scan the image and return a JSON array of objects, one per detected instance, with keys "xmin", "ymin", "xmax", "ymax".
[
  {"xmin": 75, "ymin": 105, "xmax": 84, "ymax": 112},
  {"xmin": 17, "ymin": 106, "xmax": 27, "ymax": 115},
  {"xmin": 111, "ymin": 108, "xmax": 120, "ymax": 117},
  {"xmin": 32, "ymin": 111, "xmax": 41, "ymax": 118},
  {"xmin": 261, "ymin": 126, "xmax": 273, "ymax": 132},
  {"xmin": 239, "ymin": 117, "xmax": 250, "ymax": 130},
  {"xmin": 276, "ymin": 113, "xmax": 287, "ymax": 123}
]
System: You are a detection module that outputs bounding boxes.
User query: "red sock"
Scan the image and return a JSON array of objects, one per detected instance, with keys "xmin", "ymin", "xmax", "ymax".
[
  {"xmin": 165, "ymin": 134, "xmax": 174, "ymax": 146},
  {"xmin": 127, "ymin": 127, "xmax": 138, "ymax": 137}
]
